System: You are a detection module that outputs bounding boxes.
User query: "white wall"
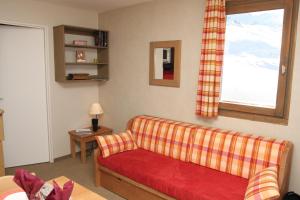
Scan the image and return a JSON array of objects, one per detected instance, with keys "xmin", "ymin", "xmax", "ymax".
[
  {"xmin": 99, "ymin": 0, "xmax": 300, "ymax": 192},
  {"xmin": 0, "ymin": 0, "xmax": 99, "ymax": 158}
]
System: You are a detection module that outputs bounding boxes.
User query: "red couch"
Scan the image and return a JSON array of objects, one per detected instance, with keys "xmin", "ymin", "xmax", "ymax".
[{"xmin": 94, "ymin": 115, "xmax": 292, "ymax": 200}]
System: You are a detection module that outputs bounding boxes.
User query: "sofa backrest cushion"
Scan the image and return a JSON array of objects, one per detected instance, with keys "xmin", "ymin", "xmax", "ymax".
[
  {"xmin": 189, "ymin": 127, "xmax": 287, "ymax": 179},
  {"xmin": 130, "ymin": 115, "xmax": 196, "ymax": 162},
  {"xmin": 129, "ymin": 115, "xmax": 287, "ymax": 179}
]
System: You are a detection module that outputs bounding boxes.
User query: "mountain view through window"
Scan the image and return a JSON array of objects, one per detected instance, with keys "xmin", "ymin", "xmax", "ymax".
[{"xmin": 220, "ymin": 9, "xmax": 284, "ymax": 108}]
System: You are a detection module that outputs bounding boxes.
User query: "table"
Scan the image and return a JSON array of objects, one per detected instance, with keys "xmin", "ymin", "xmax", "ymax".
[
  {"xmin": 55, "ymin": 176, "xmax": 106, "ymax": 200},
  {"xmin": 69, "ymin": 126, "xmax": 113, "ymax": 163},
  {"xmin": 0, "ymin": 176, "xmax": 18, "ymax": 195},
  {"xmin": 0, "ymin": 176, "xmax": 106, "ymax": 200}
]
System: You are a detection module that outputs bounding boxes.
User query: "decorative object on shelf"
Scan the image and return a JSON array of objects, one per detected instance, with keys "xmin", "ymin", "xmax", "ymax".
[
  {"xmin": 89, "ymin": 103, "xmax": 104, "ymax": 132},
  {"xmin": 93, "ymin": 58, "xmax": 99, "ymax": 64},
  {"xmin": 67, "ymin": 73, "xmax": 90, "ymax": 80},
  {"xmin": 95, "ymin": 31, "xmax": 109, "ymax": 47},
  {"xmin": 76, "ymin": 50, "xmax": 86, "ymax": 63},
  {"xmin": 65, "ymin": 62, "xmax": 106, "ymax": 65},
  {"xmin": 73, "ymin": 40, "xmax": 87, "ymax": 46}
]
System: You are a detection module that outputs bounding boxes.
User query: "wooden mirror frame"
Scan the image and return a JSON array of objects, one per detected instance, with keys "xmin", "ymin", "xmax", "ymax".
[{"xmin": 149, "ymin": 40, "xmax": 181, "ymax": 87}]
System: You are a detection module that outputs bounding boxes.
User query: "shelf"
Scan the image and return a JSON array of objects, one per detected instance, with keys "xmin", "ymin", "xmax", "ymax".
[
  {"xmin": 54, "ymin": 25, "xmax": 109, "ymax": 82},
  {"xmin": 65, "ymin": 62, "xmax": 109, "ymax": 65},
  {"xmin": 65, "ymin": 44, "xmax": 108, "ymax": 49}
]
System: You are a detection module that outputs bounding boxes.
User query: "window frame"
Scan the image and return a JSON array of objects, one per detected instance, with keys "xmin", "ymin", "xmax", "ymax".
[{"xmin": 219, "ymin": 0, "xmax": 299, "ymax": 124}]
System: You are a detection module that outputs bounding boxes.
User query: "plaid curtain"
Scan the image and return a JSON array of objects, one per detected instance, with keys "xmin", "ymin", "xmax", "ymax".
[{"xmin": 196, "ymin": 0, "xmax": 226, "ymax": 117}]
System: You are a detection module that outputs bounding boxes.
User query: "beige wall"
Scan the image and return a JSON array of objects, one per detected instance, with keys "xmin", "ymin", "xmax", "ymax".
[
  {"xmin": 99, "ymin": 0, "xmax": 300, "ymax": 192},
  {"xmin": 0, "ymin": 0, "xmax": 99, "ymax": 158}
]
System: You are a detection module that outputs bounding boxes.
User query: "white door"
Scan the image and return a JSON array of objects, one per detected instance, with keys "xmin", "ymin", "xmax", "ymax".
[{"xmin": 0, "ymin": 25, "xmax": 49, "ymax": 167}]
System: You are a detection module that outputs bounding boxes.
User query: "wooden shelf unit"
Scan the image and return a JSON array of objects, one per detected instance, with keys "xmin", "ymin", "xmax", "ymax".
[{"xmin": 54, "ymin": 25, "xmax": 109, "ymax": 82}]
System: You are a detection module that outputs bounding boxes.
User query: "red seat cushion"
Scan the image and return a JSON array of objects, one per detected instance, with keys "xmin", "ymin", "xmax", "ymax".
[{"xmin": 98, "ymin": 149, "xmax": 248, "ymax": 200}]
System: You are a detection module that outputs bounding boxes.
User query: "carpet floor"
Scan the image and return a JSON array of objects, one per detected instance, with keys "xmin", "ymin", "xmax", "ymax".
[{"xmin": 5, "ymin": 153, "xmax": 124, "ymax": 200}]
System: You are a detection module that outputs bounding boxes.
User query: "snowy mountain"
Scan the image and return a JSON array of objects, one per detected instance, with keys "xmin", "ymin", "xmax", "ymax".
[{"xmin": 220, "ymin": 9, "xmax": 284, "ymax": 107}]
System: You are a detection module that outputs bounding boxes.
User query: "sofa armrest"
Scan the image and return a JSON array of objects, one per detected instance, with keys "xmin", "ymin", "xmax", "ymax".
[
  {"xmin": 278, "ymin": 141, "xmax": 293, "ymax": 199},
  {"xmin": 94, "ymin": 148, "xmax": 101, "ymax": 187}
]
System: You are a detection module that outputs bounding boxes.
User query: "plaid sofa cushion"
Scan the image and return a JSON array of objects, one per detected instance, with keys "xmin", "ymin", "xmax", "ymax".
[
  {"xmin": 130, "ymin": 115, "xmax": 196, "ymax": 162},
  {"xmin": 96, "ymin": 130, "xmax": 138, "ymax": 158},
  {"xmin": 129, "ymin": 115, "xmax": 287, "ymax": 179},
  {"xmin": 189, "ymin": 128, "xmax": 287, "ymax": 179},
  {"xmin": 245, "ymin": 167, "xmax": 280, "ymax": 200}
]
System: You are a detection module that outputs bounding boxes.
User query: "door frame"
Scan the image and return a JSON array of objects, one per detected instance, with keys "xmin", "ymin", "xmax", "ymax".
[{"xmin": 0, "ymin": 20, "xmax": 54, "ymax": 163}]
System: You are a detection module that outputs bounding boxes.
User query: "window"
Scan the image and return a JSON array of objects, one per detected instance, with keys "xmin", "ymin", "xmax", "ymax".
[{"xmin": 219, "ymin": 0, "xmax": 298, "ymax": 124}]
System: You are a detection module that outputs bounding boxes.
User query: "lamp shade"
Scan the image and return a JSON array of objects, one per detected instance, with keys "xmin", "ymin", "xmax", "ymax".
[{"xmin": 89, "ymin": 103, "xmax": 104, "ymax": 115}]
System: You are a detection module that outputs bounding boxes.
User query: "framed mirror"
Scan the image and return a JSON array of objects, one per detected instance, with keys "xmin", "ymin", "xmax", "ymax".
[{"xmin": 149, "ymin": 40, "xmax": 181, "ymax": 87}]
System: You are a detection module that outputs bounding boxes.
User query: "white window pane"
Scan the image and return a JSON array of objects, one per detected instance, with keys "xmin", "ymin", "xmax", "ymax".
[{"xmin": 220, "ymin": 9, "xmax": 284, "ymax": 108}]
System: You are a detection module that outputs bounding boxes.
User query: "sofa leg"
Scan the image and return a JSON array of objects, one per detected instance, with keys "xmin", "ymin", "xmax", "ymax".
[{"xmin": 94, "ymin": 148, "xmax": 101, "ymax": 187}]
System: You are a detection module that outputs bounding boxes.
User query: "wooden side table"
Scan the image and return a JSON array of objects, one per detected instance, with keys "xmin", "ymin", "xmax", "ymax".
[{"xmin": 69, "ymin": 126, "xmax": 113, "ymax": 163}]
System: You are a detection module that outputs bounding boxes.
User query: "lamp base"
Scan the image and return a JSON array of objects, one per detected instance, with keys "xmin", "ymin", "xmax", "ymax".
[{"xmin": 91, "ymin": 118, "xmax": 99, "ymax": 132}]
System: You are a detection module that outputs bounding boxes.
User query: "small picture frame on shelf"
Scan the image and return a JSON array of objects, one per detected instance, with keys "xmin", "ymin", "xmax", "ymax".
[{"xmin": 76, "ymin": 50, "xmax": 86, "ymax": 63}]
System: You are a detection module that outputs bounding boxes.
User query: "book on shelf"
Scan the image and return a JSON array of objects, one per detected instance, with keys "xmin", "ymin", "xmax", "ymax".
[
  {"xmin": 67, "ymin": 73, "xmax": 90, "ymax": 80},
  {"xmin": 73, "ymin": 40, "xmax": 87, "ymax": 46},
  {"xmin": 95, "ymin": 31, "xmax": 108, "ymax": 47}
]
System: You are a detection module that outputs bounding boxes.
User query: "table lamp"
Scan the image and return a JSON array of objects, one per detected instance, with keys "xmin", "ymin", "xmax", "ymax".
[{"xmin": 89, "ymin": 103, "xmax": 104, "ymax": 132}]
